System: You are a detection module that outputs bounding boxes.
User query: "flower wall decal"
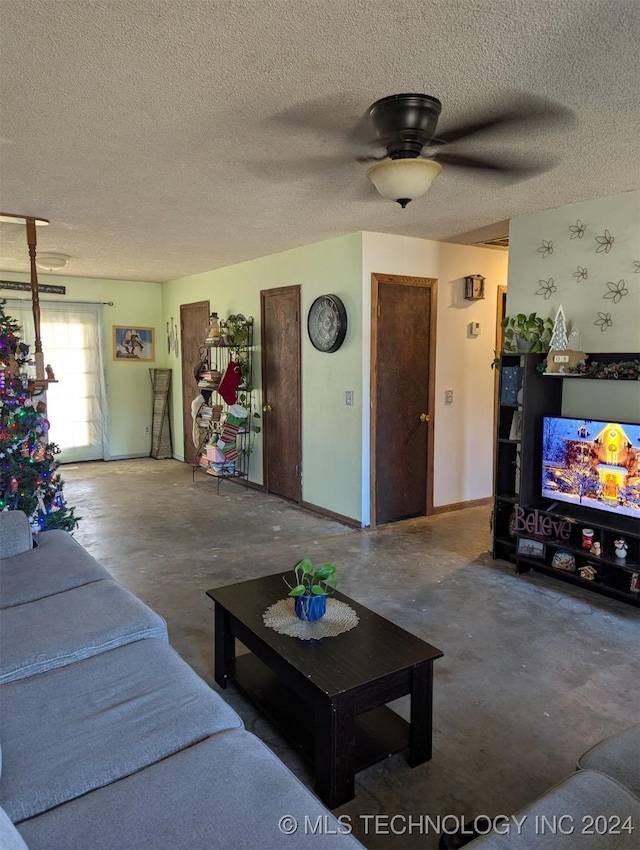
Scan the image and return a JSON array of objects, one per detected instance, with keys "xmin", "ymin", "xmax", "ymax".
[
  {"xmin": 569, "ymin": 220, "xmax": 586, "ymax": 239},
  {"xmin": 594, "ymin": 312, "xmax": 613, "ymax": 332},
  {"xmin": 634, "ymin": 261, "xmax": 640, "ymax": 274},
  {"xmin": 537, "ymin": 240, "xmax": 553, "ymax": 258},
  {"xmin": 595, "ymin": 229, "xmax": 614, "ymax": 253},
  {"xmin": 573, "ymin": 266, "xmax": 588, "ymax": 281},
  {"xmin": 536, "ymin": 278, "xmax": 557, "ymax": 299},
  {"xmin": 604, "ymin": 280, "xmax": 628, "ymax": 303}
]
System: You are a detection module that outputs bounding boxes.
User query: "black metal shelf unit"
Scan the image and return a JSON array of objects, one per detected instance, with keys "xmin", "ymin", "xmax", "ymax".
[
  {"xmin": 492, "ymin": 351, "xmax": 639, "ymax": 607},
  {"xmin": 192, "ymin": 317, "xmax": 255, "ymax": 490}
]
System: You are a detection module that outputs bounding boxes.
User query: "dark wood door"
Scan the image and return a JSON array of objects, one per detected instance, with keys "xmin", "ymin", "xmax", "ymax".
[
  {"xmin": 180, "ymin": 300, "xmax": 209, "ymax": 464},
  {"xmin": 372, "ymin": 275, "xmax": 437, "ymax": 524},
  {"xmin": 261, "ymin": 286, "xmax": 301, "ymax": 502}
]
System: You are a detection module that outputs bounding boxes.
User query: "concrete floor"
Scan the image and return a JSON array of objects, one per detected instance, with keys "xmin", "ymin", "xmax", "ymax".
[{"xmin": 63, "ymin": 458, "xmax": 639, "ymax": 850}]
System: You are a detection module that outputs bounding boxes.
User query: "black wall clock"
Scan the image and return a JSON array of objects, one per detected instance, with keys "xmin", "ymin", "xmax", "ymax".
[{"xmin": 307, "ymin": 294, "xmax": 347, "ymax": 352}]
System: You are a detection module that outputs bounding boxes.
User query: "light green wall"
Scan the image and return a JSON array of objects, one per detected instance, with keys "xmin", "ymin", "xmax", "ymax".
[
  {"xmin": 1, "ymin": 271, "xmax": 165, "ymax": 458},
  {"xmin": 507, "ymin": 191, "xmax": 640, "ymax": 424},
  {"xmin": 162, "ymin": 233, "xmax": 363, "ymax": 521}
]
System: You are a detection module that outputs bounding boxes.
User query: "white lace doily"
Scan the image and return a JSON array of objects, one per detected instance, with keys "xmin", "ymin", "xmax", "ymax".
[{"xmin": 262, "ymin": 597, "xmax": 359, "ymax": 640}]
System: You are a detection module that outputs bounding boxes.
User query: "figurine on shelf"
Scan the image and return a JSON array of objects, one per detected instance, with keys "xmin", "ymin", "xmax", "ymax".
[
  {"xmin": 614, "ymin": 538, "xmax": 628, "ymax": 560},
  {"xmin": 551, "ymin": 551, "xmax": 576, "ymax": 572},
  {"xmin": 590, "ymin": 541, "xmax": 601, "ymax": 557},
  {"xmin": 581, "ymin": 528, "xmax": 594, "ymax": 550},
  {"xmin": 206, "ymin": 312, "xmax": 221, "ymax": 344},
  {"xmin": 579, "ymin": 564, "xmax": 597, "ymax": 581},
  {"xmin": 45, "ymin": 363, "xmax": 56, "ymax": 381}
]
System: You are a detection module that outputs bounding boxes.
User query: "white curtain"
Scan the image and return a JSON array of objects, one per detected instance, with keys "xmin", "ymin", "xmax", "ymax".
[{"xmin": 5, "ymin": 299, "xmax": 108, "ymax": 463}]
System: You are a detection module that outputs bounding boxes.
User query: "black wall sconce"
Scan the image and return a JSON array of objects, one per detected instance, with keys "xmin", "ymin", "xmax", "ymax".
[{"xmin": 464, "ymin": 274, "xmax": 485, "ymax": 301}]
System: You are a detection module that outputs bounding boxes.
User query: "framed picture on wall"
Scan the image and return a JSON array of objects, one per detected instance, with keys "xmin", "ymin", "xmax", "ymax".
[{"xmin": 113, "ymin": 326, "xmax": 155, "ymax": 361}]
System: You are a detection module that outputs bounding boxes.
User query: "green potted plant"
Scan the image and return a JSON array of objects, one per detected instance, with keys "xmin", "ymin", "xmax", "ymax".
[
  {"xmin": 221, "ymin": 314, "xmax": 250, "ymax": 348},
  {"xmin": 501, "ymin": 312, "xmax": 554, "ymax": 353},
  {"xmin": 284, "ymin": 557, "xmax": 337, "ymax": 621}
]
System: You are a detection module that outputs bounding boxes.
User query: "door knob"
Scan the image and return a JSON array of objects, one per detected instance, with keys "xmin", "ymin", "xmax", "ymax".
[
  {"xmin": 263, "ymin": 404, "xmax": 272, "ymax": 412},
  {"xmin": 419, "ymin": 413, "xmax": 430, "ymax": 422}
]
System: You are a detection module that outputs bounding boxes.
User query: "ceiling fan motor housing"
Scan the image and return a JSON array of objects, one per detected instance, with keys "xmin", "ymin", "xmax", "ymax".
[{"xmin": 368, "ymin": 93, "xmax": 442, "ymax": 159}]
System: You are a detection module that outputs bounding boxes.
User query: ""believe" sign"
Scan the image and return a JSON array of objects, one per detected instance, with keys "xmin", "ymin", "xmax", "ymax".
[{"xmin": 513, "ymin": 506, "xmax": 572, "ymax": 540}]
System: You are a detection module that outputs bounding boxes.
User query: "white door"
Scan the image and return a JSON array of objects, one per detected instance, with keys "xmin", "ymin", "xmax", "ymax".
[{"xmin": 6, "ymin": 300, "xmax": 108, "ymax": 463}]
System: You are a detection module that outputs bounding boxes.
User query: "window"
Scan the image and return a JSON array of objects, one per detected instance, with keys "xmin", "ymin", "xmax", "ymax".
[{"xmin": 6, "ymin": 300, "xmax": 108, "ymax": 463}]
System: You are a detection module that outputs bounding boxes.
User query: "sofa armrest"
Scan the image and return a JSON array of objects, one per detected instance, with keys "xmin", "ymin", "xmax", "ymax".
[
  {"xmin": 578, "ymin": 724, "xmax": 640, "ymax": 799},
  {"xmin": 0, "ymin": 512, "xmax": 33, "ymax": 559}
]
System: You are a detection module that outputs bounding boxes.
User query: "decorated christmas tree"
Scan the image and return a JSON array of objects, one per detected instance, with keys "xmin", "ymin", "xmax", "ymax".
[{"xmin": 0, "ymin": 300, "xmax": 78, "ymax": 531}]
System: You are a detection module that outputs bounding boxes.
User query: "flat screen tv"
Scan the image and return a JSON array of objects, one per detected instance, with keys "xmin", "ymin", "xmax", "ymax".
[{"xmin": 541, "ymin": 417, "xmax": 640, "ymax": 519}]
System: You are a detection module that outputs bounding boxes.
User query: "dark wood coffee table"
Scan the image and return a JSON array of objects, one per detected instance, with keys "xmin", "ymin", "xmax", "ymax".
[{"xmin": 206, "ymin": 574, "xmax": 443, "ymax": 808}]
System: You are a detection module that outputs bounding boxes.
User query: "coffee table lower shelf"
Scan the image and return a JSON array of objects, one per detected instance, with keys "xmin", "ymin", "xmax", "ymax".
[{"xmin": 234, "ymin": 653, "xmax": 411, "ymax": 772}]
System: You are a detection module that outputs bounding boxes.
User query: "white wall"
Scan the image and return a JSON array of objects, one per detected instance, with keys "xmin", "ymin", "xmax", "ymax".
[
  {"xmin": 507, "ymin": 190, "xmax": 640, "ymax": 424},
  {"xmin": 361, "ymin": 233, "xmax": 509, "ymax": 515}
]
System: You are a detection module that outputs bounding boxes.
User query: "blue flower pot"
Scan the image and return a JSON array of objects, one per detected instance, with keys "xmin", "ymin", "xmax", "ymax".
[{"xmin": 294, "ymin": 594, "xmax": 327, "ymax": 621}]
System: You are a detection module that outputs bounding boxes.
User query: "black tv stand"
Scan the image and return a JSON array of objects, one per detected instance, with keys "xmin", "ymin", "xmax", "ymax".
[{"xmin": 492, "ymin": 352, "xmax": 640, "ymax": 608}]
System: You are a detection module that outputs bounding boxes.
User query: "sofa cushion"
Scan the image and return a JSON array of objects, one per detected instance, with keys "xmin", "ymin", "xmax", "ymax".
[
  {"xmin": 0, "ymin": 511, "xmax": 33, "ymax": 560},
  {"xmin": 578, "ymin": 724, "xmax": 640, "ymax": 799},
  {"xmin": 0, "ymin": 807, "xmax": 28, "ymax": 850},
  {"xmin": 0, "ymin": 529, "xmax": 111, "ymax": 608},
  {"xmin": 0, "ymin": 638, "xmax": 243, "ymax": 822},
  {"xmin": 467, "ymin": 769, "xmax": 640, "ymax": 848},
  {"xmin": 0, "ymin": 579, "xmax": 167, "ymax": 684},
  {"xmin": 17, "ymin": 729, "xmax": 364, "ymax": 850}
]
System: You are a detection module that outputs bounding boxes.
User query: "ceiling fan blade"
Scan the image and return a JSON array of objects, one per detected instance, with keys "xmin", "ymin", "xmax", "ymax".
[
  {"xmin": 355, "ymin": 152, "xmax": 387, "ymax": 164},
  {"xmin": 431, "ymin": 95, "xmax": 575, "ymax": 146},
  {"xmin": 247, "ymin": 153, "xmax": 354, "ymax": 182},
  {"xmin": 433, "ymin": 152, "xmax": 554, "ymax": 177}
]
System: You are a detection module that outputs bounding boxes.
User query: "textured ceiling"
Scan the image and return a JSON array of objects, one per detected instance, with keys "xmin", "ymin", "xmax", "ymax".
[{"xmin": 0, "ymin": 0, "xmax": 638, "ymax": 283}]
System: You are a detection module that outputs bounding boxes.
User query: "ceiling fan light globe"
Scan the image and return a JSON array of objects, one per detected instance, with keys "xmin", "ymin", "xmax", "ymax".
[{"xmin": 366, "ymin": 158, "xmax": 442, "ymax": 206}]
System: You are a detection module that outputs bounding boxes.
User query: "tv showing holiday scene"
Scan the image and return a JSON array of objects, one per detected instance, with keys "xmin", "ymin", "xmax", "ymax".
[{"xmin": 541, "ymin": 417, "xmax": 640, "ymax": 519}]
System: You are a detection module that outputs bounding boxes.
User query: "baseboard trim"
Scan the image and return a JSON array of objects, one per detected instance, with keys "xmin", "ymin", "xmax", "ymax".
[
  {"xmin": 228, "ymin": 477, "xmax": 266, "ymax": 493},
  {"xmin": 431, "ymin": 496, "xmax": 493, "ymax": 515},
  {"xmin": 299, "ymin": 500, "xmax": 362, "ymax": 529}
]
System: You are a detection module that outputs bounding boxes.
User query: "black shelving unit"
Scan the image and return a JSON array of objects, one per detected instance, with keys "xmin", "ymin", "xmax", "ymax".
[
  {"xmin": 192, "ymin": 317, "xmax": 255, "ymax": 490},
  {"xmin": 492, "ymin": 351, "xmax": 639, "ymax": 607},
  {"xmin": 492, "ymin": 353, "xmax": 562, "ymax": 562}
]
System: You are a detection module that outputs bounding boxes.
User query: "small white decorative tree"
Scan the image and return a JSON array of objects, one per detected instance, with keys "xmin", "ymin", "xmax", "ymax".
[{"xmin": 549, "ymin": 304, "xmax": 569, "ymax": 350}]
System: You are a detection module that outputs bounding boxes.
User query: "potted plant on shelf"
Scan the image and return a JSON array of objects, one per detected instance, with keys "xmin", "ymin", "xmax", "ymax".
[
  {"xmin": 501, "ymin": 312, "xmax": 554, "ymax": 353},
  {"xmin": 220, "ymin": 314, "xmax": 250, "ymax": 348},
  {"xmin": 284, "ymin": 557, "xmax": 337, "ymax": 621}
]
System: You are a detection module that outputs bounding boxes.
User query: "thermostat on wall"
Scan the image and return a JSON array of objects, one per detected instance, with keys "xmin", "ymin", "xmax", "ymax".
[{"xmin": 469, "ymin": 321, "xmax": 481, "ymax": 337}]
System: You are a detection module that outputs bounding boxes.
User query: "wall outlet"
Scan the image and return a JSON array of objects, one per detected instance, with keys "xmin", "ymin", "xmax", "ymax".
[
  {"xmin": 345, "ymin": 390, "xmax": 354, "ymax": 406},
  {"xmin": 144, "ymin": 425, "xmax": 151, "ymax": 434},
  {"xmin": 445, "ymin": 389, "xmax": 454, "ymax": 404}
]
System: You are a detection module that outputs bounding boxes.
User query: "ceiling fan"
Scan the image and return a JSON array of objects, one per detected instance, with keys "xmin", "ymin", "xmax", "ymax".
[
  {"xmin": 261, "ymin": 91, "xmax": 573, "ymax": 207},
  {"xmin": 357, "ymin": 92, "xmax": 572, "ymax": 207}
]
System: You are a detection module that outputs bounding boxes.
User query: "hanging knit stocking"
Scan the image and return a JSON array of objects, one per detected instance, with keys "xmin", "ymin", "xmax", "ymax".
[
  {"xmin": 217, "ymin": 359, "xmax": 243, "ymax": 405},
  {"xmin": 217, "ymin": 405, "xmax": 248, "ymax": 460}
]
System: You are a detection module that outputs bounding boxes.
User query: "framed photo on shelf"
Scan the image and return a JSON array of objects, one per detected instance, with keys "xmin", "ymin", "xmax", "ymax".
[
  {"xmin": 113, "ymin": 326, "xmax": 155, "ymax": 362},
  {"xmin": 509, "ymin": 410, "xmax": 523, "ymax": 441},
  {"xmin": 517, "ymin": 538, "xmax": 546, "ymax": 558}
]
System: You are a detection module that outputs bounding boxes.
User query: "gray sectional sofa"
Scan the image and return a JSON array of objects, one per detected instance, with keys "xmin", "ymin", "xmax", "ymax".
[
  {"xmin": 465, "ymin": 723, "xmax": 640, "ymax": 849},
  {"xmin": 0, "ymin": 512, "xmax": 362, "ymax": 850}
]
